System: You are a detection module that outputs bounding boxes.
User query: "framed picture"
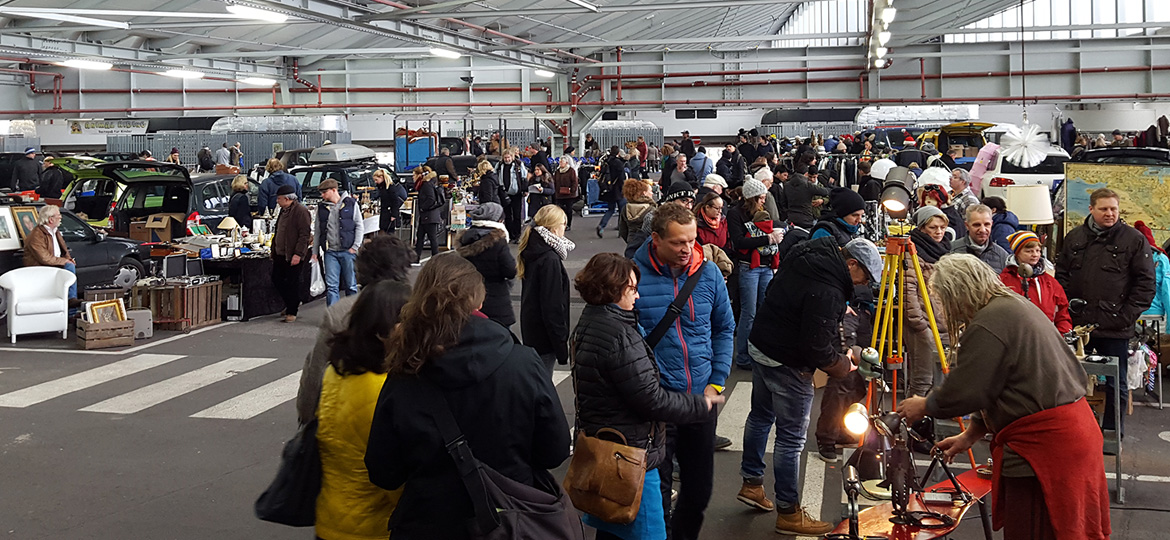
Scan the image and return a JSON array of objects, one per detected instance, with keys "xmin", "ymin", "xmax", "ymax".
[
  {"xmin": 87, "ymin": 299, "xmax": 127, "ymax": 324},
  {"xmin": 0, "ymin": 207, "xmax": 19, "ymax": 251},
  {"xmin": 11, "ymin": 206, "xmax": 39, "ymax": 240}
]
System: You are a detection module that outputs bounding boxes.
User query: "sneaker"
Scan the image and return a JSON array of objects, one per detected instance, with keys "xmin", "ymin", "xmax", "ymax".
[
  {"xmin": 736, "ymin": 481, "xmax": 775, "ymax": 512},
  {"xmin": 774, "ymin": 507, "xmax": 833, "ymax": 536},
  {"xmin": 282, "ymin": 315, "xmax": 296, "ymax": 323},
  {"xmin": 714, "ymin": 435, "xmax": 733, "ymax": 450},
  {"xmin": 816, "ymin": 446, "xmax": 839, "ymax": 463},
  {"xmin": 671, "ymin": 489, "xmax": 678, "ymax": 503}
]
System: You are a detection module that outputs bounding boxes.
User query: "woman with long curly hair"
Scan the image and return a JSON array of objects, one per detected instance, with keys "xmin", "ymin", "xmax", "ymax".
[{"xmin": 365, "ymin": 254, "xmax": 571, "ymax": 539}]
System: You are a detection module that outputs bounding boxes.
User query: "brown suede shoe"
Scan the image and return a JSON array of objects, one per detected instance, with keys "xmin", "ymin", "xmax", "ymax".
[
  {"xmin": 774, "ymin": 507, "xmax": 833, "ymax": 536},
  {"xmin": 736, "ymin": 481, "xmax": 774, "ymax": 512},
  {"xmin": 282, "ymin": 315, "xmax": 296, "ymax": 323}
]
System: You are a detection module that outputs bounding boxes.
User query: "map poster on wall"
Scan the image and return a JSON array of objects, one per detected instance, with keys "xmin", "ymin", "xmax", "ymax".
[
  {"xmin": 1064, "ymin": 163, "xmax": 1170, "ymax": 246},
  {"xmin": 68, "ymin": 120, "xmax": 149, "ymax": 135}
]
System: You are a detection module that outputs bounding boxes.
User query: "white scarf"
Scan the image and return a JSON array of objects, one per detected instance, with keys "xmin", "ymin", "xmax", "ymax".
[
  {"xmin": 471, "ymin": 219, "xmax": 509, "ymax": 243},
  {"xmin": 535, "ymin": 225, "xmax": 575, "ymax": 260}
]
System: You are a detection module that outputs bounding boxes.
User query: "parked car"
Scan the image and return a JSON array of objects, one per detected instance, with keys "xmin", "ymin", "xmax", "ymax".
[
  {"xmin": 106, "ymin": 162, "xmax": 260, "ymax": 238},
  {"xmin": 1076, "ymin": 147, "xmax": 1170, "ymax": 165},
  {"xmin": 869, "ymin": 126, "xmax": 931, "ymax": 151},
  {"xmin": 0, "ymin": 203, "xmax": 150, "ymax": 290},
  {"xmin": 917, "ymin": 122, "xmax": 995, "ymax": 167},
  {"xmin": 89, "ymin": 152, "xmax": 140, "ymax": 162},
  {"xmin": 980, "ymin": 145, "xmax": 1071, "ymax": 200},
  {"xmin": 56, "ymin": 156, "xmax": 125, "ymax": 228},
  {"xmin": 292, "ymin": 144, "xmax": 384, "ymax": 203}
]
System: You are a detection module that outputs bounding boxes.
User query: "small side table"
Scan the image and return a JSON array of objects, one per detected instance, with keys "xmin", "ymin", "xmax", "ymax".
[{"xmin": 1082, "ymin": 356, "xmax": 1125, "ymax": 503}]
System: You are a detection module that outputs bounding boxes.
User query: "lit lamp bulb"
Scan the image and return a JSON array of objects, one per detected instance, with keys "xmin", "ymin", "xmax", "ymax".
[{"xmin": 844, "ymin": 403, "xmax": 870, "ymax": 436}]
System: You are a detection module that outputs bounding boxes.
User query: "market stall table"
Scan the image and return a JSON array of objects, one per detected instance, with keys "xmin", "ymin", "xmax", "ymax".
[{"xmin": 202, "ymin": 257, "xmax": 316, "ymax": 321}]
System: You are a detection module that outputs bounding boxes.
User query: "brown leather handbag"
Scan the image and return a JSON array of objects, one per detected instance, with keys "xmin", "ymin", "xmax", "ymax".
[{"xmin": 562, "ymin": 427, "xmax": 647, "ymax": 525}]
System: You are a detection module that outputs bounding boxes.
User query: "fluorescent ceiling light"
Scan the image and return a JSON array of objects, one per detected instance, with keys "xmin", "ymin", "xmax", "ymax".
[
  {"xmin": 164, "ymin": 69, "xmax": 205, "ymax": 79},
  {"xmin": 59, "ymin": 58, "xmax": 113, "ymax": 71},
  {"xmin": 429, "ymin": 47, "xmax": 462, "ymax": 59},
  {"xmin": 534, "ymin": 69, "xmax": 556, "ymax": 78},
  {"xmin": 878, "ymin": 31, "xmax": 892, "ymax": 45},
  {"xmin": 565, "ymin": 0, "xmax": 600, "ymax": 12},
  {"xmin": 881, "ymin": 7, "xmax": 897, "ymax": 24},
  {"xmin": 0, "ymin": 10, "xmax": 129, "ymax": 29},
  {"xmin": 874, "ymin": 58, "xmax": 887, "ymax": 69},
  {"xmin": 239, "ymin": 76, "xmax": 277, "ymax": 86},
  {"xmin": 874, "ymin": 47, "xmax": 888, "ymax": 59},
  {"xmin": 226, "ymin": 4, "xmax": 288, "ymax": 23}
]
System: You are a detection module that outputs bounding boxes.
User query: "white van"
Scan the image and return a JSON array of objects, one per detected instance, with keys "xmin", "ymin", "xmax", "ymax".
[{"xmin": 980, "ymin": 145, "xmax": 1070, "ymax": 200}]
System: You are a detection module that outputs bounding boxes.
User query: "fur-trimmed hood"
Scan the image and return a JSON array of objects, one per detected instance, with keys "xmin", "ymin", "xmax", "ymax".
[{"xmin": 457, "ymin": 226, "xmax": 508, "ymax": 257}]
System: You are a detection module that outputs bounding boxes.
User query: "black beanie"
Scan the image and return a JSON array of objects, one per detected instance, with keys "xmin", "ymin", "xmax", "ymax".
[{"xmin": 831, "ymin": 187, "xmax": 866, "ymax": 218}]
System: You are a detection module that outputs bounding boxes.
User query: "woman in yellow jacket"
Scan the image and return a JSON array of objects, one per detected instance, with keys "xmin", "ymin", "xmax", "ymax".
[{"xmin": 316, "ymin": 280, "xmax": 410, "ymax": 540}]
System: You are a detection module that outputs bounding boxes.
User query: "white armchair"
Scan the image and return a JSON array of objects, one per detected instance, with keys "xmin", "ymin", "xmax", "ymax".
[{"xmin": 0, "ymin": 266, "xmax": 75, "ymax": 343}]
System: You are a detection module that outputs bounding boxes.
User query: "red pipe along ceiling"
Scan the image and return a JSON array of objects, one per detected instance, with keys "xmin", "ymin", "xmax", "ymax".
[
  {"xmin": 8, "ymin": 92, "xmax": 1170, "ymax": 116},
  {"xmin": 366, "ymin": 0, "xmax": 598, "ymax": 64}
]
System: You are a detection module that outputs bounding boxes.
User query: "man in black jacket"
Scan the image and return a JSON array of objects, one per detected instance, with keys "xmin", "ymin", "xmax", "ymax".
[
  {"xmin": 678, "ymin": 130, "xmax": 696, "ymax": 160},
  {"xmin": 739, "ymin": 237, "xmax": 882, "ymax": 536},
  {"xmin": 777, "ymin": 162, "xmax": 830, "ymax": 228},
  {"xmin": 36, "ymin": 157, "xmax": 73, "ymax": 200},
  {"xmin": 10, "ymin": 147, "xmax": 40, "ymax": 191},
  {"xmin": 1056, "ymin": 188, "xmax": 1155, "ymax": 432}
]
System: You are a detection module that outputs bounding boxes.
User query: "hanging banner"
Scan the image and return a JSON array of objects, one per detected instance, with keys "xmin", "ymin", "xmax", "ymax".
[{"xmin": 68, "ymin": 120, "xmax": 149, "ymax": 135}]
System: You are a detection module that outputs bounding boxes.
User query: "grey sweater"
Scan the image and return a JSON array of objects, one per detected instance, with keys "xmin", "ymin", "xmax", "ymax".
[{"xmin": 926, "ymin": 295, "xmax": 1086, "ymax": 476}]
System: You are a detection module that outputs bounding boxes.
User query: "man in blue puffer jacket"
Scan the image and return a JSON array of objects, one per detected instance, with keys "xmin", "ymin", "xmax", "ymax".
[
  {"xmin": 258, "ymin": 158, "xmax": 302, "ymax": 212},
  {"xmin": 633, "ymin": 203, "xmax": 734, "ymax": 540}
]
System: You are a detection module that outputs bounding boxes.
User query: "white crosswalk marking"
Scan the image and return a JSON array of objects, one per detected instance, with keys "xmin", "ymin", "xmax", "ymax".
[
  {"xmin": 797, "ymin": 453, "xmax": 828, "ymax": 540},
  {"xmin": 552, "ymin": 370, "xmax": 570, "ymax": 387},
  {"xmin": 79, "ymin": 357, "xmax": 276, "ymax": 415},
  {"xmin": 190, "ymin": 371, "xmax": 302, "ymax": 420},
  {"xmin": 0, "ymin": 354, "xmax": 185, "ymax": 408},
  {"xmin": 716, "ymin": 381, "xmax": 775, "ymax": 452}
]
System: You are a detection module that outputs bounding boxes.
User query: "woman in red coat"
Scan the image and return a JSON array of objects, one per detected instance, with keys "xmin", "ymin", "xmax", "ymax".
[
  {"xmin": 695, "ymin": 192, "xmax": 731, "ymax": 257},
  {"xmin": 998, "ymin": 231, "xmax": 1073, "ymax": 333}
]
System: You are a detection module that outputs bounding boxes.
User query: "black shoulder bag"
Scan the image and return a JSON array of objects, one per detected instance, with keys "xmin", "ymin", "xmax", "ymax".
[
  {"xmin": 254, "ymin": 417, "xmax": 321, "ymax": 527},
  {"xmin": 645, "ymin": 266, "xmax": 704, "ymax": 348},
  {"xmin": 423, "ymin": 380, "xmax": 586, "ymax": 540}
]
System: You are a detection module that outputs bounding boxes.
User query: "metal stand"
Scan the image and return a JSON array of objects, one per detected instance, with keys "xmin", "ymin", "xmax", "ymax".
[
  {"xmin": 1082, "ymin": 355, "xmax": 1125, "ymax": 503},
  {"xmin": 1139, "ymin": 314, "xmax": 1164, "ymax": 409}
]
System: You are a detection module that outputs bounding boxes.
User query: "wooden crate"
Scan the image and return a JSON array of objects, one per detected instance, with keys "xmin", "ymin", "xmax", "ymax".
[
  {"xmin": 76, "ymin": 319, "xmax": 134, "ymax": 350},
  {"xmin": 83, "ymin": 288, "xmax": 125, "ymax": 303},
  {"xmin": 131, "ymin": 281, "xmax": 222, "ymax": 333}
]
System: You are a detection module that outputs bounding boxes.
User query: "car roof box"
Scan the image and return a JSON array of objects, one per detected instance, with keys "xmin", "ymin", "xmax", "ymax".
[{"xmin": 308, "ymin": 144, "xmax": 376, "ymax": 163}]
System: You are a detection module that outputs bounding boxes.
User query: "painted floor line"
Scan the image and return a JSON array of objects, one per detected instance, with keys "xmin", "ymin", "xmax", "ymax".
[
  {"xmin": 796, "ymin": 452, "xmax": 827, "ymax": 540},
  {"xmin": 0, "ymin": 322, "xmax": 235, "ymax": 356},
  {"xmin": 552, "ymin": 370, "xmax": 571, "ymax": 388},
  {"xmin": 79, "ymin": 357, "xmax": 276, "ymax": 415},
  {"xmin": 190, "ymin": 371, "xmax": 302, "ymax": 420},
  {"xmin": 0, "ymin": 354, "xmax": 186, "ymax": 408}
]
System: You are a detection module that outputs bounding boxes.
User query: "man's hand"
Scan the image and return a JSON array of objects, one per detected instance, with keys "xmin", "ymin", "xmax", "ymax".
[
  {"xmin": 348, "ymin": 248, "xmax": 356, "ymax": 254},
  {"xmin": 935, "ymin": 431, "xmax": 978, "ymax": 463},
  {"xmin": 704, "ymin": 384, "xmax": 721, "ymax": 398},
  {"xmin": 812, "ymin": 199, "xmax": 824, "ymax": 207},
  {"xmin": 310, "ymin": 253, "xmax": 317, "ymax": 262},
  {"xmin": 290, "ymin": 254, "xmax": 302, "ymax": 266},
  {"xmin": 898, "ymin": 396, "xmax": 929, "ymax": 424},
  {"xmin": 704, "ymin": 394, "xmax": 726, "ymax": 410}
]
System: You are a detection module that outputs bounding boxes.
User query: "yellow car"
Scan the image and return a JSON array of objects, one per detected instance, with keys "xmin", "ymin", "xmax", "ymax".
[
  {"xmin": 57, "ymin": 156, "xmax": 127, "ymax": 228},
  {"xmin": 916, "ymin": 122, "xmax": 995, "ymax": 166}
]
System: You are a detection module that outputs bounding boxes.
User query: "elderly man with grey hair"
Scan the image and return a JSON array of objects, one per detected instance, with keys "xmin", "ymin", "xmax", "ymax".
[
  {"xmin": 950, "ymin": 204, "xmax": 1009, "ymax": 274},
  {"xmin": 22, "ymin": 205, "xmax": 78, "ymax": 303},
  {"xmin": 949, "ymin": 168, "xmax": 979, "ymax": 216}
]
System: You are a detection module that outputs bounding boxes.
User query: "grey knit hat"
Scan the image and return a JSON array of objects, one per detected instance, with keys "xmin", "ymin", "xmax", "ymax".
[
  {"xmin": 914, "ymin": 205, "xmax": 947, "ymax": 228},
  {"xmin": 741, "ymin": 178, "xmax": 768, "ymax": 200},
  {"xmin": 469, "ymin": 201, "xmax": 504, "ymax": 222}
]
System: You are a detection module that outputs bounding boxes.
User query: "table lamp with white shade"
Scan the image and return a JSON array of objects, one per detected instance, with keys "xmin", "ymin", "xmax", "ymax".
[
  {"xmin": 1005, "ymin": 185, "xmax": 1054, "ymax": 225},
  {"xmin": 217, "ymin": 217, "xmax": 241, "ymax": 244}
]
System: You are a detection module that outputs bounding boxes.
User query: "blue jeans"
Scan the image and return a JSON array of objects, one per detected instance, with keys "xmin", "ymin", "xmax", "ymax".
[
  {"xmin": 735, "ymin": 264, "xmax": 773, "ymax": 366},
  {"xmin": 740, "ymin": 359, "xmax": 815, "ymax": 509},
  {"xmin": 63, "ymin": 261, "xmax": 77, "ymax": 299},
  {"xmin": 322, "ymin": 250, "xmax": 357, "ymax": 306},
  {"xmin": 598, "ymin": 199, "xmax": 619, "ymax": 230}
]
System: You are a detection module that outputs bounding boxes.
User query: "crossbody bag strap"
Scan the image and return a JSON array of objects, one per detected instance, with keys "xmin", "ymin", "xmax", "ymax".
[
  {"xmin": 421, "ymin": 378, "xmax": 501, "ymax": 534},
  {"xmin": 645, "ymin": 265, "xmax": 704, "ymax": 349}
]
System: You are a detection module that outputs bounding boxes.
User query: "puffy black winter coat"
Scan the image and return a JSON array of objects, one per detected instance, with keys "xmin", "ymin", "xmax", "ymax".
[
  {"xmin": 415, "ymin": 179, "xmax": 445, "ymax": 225},
  {"xmin": 10, "ymin": 156, "xmax": 40, "ymax": 191},
  {"xmin": 519, "ymin": 231, "xmax": 570, "ymax": 362},
  {"xmin": 750, "ymin": 236, "xmax": 852, "ymax": 373},
  {"xmin": 778, "ymin": 173, "xmax": 830, "ymax": 228},
  {"xmin": 366, "ymin": 316, "xmax": 571, "ymax": 539},
  {"xmin": 1056, "ymin": 218, "xmax": 1156, "ymax": 339},
  {"xmin": 476, "ymin": 171, "xmax": 501, "ymax": 205},
  {"xmin": 457, "ymin": 226, "xmax": 516, "ymax": 327},
  {"xmin": 571, "ymin": 304, "xmax": 709, "ymax": 470}
]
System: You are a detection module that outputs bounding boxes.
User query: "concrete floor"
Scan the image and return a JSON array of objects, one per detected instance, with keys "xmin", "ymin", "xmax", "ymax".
[{"xmin": 1, "ymin": 215, "xmax": 1169, "ymax": 539}]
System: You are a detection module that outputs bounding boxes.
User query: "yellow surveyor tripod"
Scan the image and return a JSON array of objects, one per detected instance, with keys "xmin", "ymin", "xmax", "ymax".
[{"xmin": 863, "ymin": 235, "xmax": 977, "ymax": 468}]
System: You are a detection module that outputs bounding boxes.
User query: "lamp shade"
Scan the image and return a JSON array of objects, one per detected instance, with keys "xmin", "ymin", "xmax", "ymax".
[
  {"xmin": 1005, "ymin": 185, "xmax": 1054, "ymax": 225},
  {"xmin": 217, "ymin": 217, "xmax": 240, "ymax": 230}
]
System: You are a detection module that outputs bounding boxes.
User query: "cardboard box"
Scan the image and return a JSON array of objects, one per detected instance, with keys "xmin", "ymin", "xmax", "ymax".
[
  {"xmin": 144, "ymin": 213, "xmax": 186, "ymax": 242},
  {"xmin": 814, "ymin": 369, "xmax": 828, "ymax": 389},
  {"xmin": 949, "ymin": 144, "xmax": 965, "ymax": 153},
  {"xmin": 129, "ymin": 221, "xmax": 151, "ymax": 242},
  {"xmin": 963, "ymin": 147, "xmax": 979, "ymax": 158}
]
